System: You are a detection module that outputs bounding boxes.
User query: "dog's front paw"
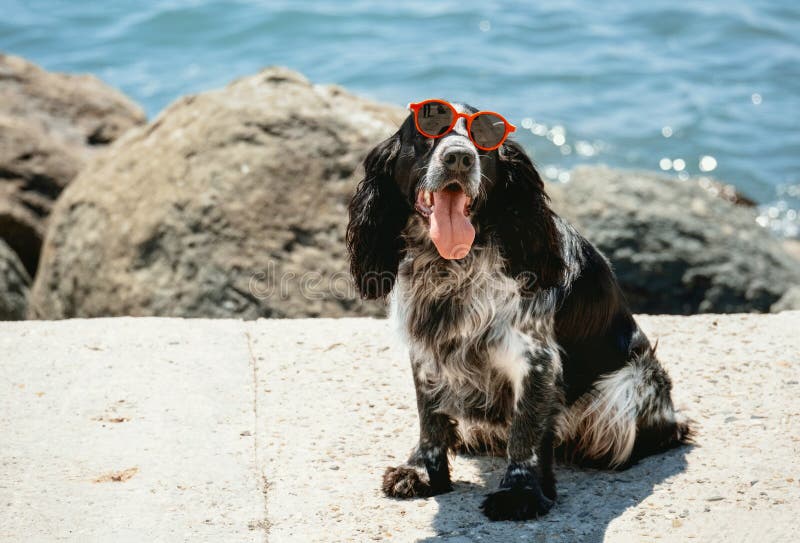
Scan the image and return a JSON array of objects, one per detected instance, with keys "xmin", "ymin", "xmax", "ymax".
[
  {"xmin": 382, "ymin": 466, "xmax": 433, "ymax": 498},
  {"xmin": 540, "ymin": 472, "xmax": 557, "ymax": 502},
  {"xmin": 480, "ymin": 487, "xmax": 554, "ymax": 521}
]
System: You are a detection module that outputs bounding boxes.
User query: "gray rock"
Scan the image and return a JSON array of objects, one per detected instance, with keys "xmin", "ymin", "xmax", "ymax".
[
  {"xmin": 771, "ymin": 286, "xmax": 800, "ymax": 312},
  {"xmin": 0, "ymin": 115, "xmax": 82, "ymax": 276},
  {"xmin": 549, "ymin": 165, "xmax": 800, "ymax": 314},
  {"xmin": 0, "ymin": 54, "xmax": 145, "ymax": 151},
  {"xmin": 0, "ymin": 54, "xmax": 145, "ymax": 274},
  {"xmin": 30, "ymin": 67, "xmax": 404, "ymax": 319},
  {"xmin": 24, "ymin": 65, "xmax": 797, "ymax": 318},
  {"xmin": 782, "ymin": 240, "xmax": 800, "ymax": 261},
  {"xmin": 0, "ymin": 238, "xmax": 30, "ymax": 320}
]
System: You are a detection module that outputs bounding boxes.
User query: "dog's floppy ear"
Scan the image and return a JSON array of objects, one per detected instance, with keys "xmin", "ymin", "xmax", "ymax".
[
  {"xmin": 346, "ymin": 133, "xmax": 410, "ymax": 299},
  {"xmin": 483, "ymin": 140, "xmax": 565, "ymax": 293}
]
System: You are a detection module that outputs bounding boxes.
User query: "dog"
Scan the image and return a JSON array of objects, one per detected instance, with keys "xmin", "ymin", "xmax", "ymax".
[{"xmin": 346, "ymin": 100, "xmax": 691, "ymax": 521}]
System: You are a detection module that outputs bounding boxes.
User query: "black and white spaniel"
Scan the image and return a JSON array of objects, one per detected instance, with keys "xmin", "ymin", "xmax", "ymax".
[{"xmin": 346, "ymin": 101, "xmax": 691, "ymax": 521}]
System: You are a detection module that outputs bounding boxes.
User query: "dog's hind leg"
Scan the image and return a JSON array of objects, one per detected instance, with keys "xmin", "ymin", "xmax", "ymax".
[
  {"xmin": 623, "ymin": 351, "xmax": 693, "ymax": 467},
  {"xmin": 554, "ymin": 348, "xmax": 692, "ymax": 469}
]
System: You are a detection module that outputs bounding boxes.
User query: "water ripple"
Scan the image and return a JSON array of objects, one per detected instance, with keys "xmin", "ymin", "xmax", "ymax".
[{"xmin": 1, "ymin": 0, "xmax": 798, "ymax": 236}]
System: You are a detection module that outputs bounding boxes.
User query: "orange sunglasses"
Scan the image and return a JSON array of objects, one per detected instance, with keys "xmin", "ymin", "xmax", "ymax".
[{"xmin": 408, "ymin": 99, "xmax": 516, "ymax": 151}]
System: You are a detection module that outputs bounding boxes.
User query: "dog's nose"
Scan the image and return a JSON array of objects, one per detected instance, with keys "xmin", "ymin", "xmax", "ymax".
[{"xmin": 442, "ymin": 147, "xmax": 475, "ymax": 173}]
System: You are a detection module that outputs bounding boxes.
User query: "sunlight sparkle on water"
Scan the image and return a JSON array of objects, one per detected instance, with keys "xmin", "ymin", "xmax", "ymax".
[
  {"xmin": 574, "ymin": 141, "xmax": 596, "ymax": 157},
  {"xmin": 699, "ymin": 155, "xmax": 717, "ymax": 172},
  {"xmin": 530, "ymin": 122, "xmax": 547, "ymax": 136},
  {"xmin": 758, "ymin": 198, "xmax": 800, "ymax": 238},
  {"xmin": 547, "ymin": 125, "xmax": 566, "ymax": 147}
]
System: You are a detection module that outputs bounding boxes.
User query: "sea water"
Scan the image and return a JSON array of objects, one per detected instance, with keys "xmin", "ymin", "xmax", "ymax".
[{"xmin": 2, "ymin": 0, "xmax": 798, "ymax": 236}]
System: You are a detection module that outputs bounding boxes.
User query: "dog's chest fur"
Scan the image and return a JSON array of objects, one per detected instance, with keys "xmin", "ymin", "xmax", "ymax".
[{"xmin": 391, "ymin": 223, "xmax": 557, "ymax": 423}]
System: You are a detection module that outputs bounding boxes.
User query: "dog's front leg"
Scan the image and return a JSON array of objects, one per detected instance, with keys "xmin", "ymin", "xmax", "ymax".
[
  {"xmin": 382, "ymin": 357, "xmax": 458, "ymax": 499},
  {"xmin": 481, "ymin": 345, "xmax": 558, "ymax": 521}
]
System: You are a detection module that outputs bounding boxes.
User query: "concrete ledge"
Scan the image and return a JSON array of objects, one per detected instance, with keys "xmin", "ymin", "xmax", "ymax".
[
  {"xmin": 2, "ymin": 314, "xmax": 799, "ymax": 542},
  {"xmin": 0, "ymin": 318, "xmax": 264, "ymax": 542}
]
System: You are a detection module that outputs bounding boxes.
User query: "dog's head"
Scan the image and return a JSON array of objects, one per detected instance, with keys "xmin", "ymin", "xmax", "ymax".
[{"xmin": 347, "ymin": 101, "xmax": 564, "ymax": 299}]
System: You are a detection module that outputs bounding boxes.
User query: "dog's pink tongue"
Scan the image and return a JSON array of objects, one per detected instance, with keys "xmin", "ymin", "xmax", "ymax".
[{"xmin": 429, "ymin": 189, "xmax": 475, "ymax": 260}]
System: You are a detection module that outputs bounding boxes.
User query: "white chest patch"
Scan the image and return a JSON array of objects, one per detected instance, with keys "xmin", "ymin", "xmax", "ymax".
[
  {"xmin": 487, "ymin": 328, "xmax": 533, "ymax": 405},
  {"xmin": 391, "ymin": 239, "xmax": 544, "ymax": 416}
]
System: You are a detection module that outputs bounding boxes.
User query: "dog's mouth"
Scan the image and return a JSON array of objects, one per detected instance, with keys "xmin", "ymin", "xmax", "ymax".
[{"xmin": 415, "ymin": 182, "xmax": 475, "ymax": 260}]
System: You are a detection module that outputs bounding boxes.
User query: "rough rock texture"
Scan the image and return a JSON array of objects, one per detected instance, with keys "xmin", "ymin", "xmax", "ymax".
[
  {"xmin": 0, "ymin": 54, "xmax": 145, "ymax": 274},
  {"xmin": 782, "ymin": 239, "xmax": 800, "ymax": 261},
  {"xmin": 698, "ymin": 176, "xmax": 756, "ymax": 207},
  {"xmin": 549, "ymin": 166, "xmax": 800, "ymax": 314},
  {"xmin": 0, "ymin": 54, "xmax": 145, "ymax": 151},
  {"xmin": 0, "ymin": 115, "xmax": 82, "ymax": 276},
  {"xmin": 6, "ymin": 315, "xmax": 798, "ymax": 541},
  {"xmin": 24, "ymin": 65, "xmax": 798, "ymax": 318},
  {"xmin": 0, "ymin": 238, "xmax": 29, "ymax": 320},
  {"xmin": 29, "ymin": 67, "xmax": 403, "ymax": 319},
  {"xmin": 772, "ymin": 286, "xmax": 800, "ymax": 312}
]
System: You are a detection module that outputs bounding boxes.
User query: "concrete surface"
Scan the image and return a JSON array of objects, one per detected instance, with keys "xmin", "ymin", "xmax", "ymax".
[{"xmin": 1, "ymin": 313, "xmax": 799, "ymax": 542}]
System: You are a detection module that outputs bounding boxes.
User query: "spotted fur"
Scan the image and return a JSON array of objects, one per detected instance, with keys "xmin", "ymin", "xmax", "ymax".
[{"xmin": 347, "ymin": 102, "xmax": 692, "ymax": 521}]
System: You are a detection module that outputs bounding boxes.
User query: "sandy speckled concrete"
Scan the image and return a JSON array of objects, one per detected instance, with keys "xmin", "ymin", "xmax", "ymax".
[{"xmin": 1, "ymin": 313, "xmax": 799, "ymax": 542}]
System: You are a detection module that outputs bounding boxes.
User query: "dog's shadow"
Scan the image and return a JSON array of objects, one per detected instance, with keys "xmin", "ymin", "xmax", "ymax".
[{"xmin": 416, "ymin": 445, "xmax": 691, "ymax": 542}]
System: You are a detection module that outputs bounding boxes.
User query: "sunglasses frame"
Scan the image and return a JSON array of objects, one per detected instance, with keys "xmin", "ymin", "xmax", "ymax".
[{"xmin": 407, "ymin": 99, "xmax": 516, "ymax": 151}]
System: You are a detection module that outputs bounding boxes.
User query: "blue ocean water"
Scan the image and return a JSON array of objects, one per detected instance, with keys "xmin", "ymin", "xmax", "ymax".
[{"xmin": 2, "ymin": 0, "xmax": 799, "ymax": 236}]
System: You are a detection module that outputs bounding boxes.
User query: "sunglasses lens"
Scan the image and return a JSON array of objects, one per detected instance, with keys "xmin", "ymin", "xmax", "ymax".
[
  {"xmin": 470, "ymin": 112, "xmax": 507, "ymax": 149},
  {"xmin": 416, "ymin": 101, "xmax": 454, "ymax": 137}
]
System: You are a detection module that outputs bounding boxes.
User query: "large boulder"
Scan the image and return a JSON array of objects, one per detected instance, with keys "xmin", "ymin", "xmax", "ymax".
[
  {"xmin": 782, "ymin": 240, "xmax": 800, "ymax": 261},
  {"xmin": 771, "ymin": 286, "xmax": 800, "ymax": 313},
  {"xmin": 29, "ymin": 67, "xmax": 403, "ymax": 319},
  {"xmin": 0, "ymin": 115, "xmax": 82, "ymax": 276},
  {"xmin": 0, "ymin": 238, "xmax": 30, "ymax": 320},
  {"xmin": 549, "ymin": 165, "xmax": 800, "ymax": 314},
  {"xmin": 0, "ymin": 54, "xmax": 145, "ymax": 275}
]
